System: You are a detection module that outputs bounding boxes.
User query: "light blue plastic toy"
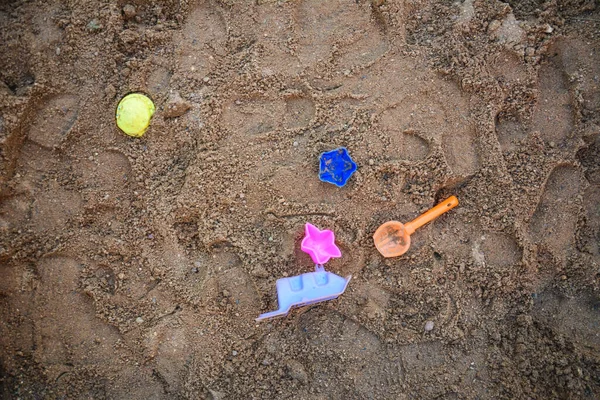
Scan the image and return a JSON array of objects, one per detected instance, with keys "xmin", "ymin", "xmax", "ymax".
[
  {"xmin": 256, "ymin": 223, "xmax": 351, "ymax": 321},
  {"xmin": 256, "ymin": 265, "xmax": 351, "ymax": 321}
]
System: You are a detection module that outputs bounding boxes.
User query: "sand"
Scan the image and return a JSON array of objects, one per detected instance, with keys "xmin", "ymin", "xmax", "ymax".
[{"xmin": 0, "ymin": 0, "xmax": 599, "ymax": 398}]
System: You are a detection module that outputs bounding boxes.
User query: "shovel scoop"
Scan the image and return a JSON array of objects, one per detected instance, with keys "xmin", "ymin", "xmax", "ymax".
[{"xmin": 373, "ymin": 196, "xmax": 459, "ymax": 258}]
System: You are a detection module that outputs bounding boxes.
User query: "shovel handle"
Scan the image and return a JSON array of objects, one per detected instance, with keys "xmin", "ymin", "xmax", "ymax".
[{"xmin": 404, "ymin": 196, "xmax": 459, "ymax": 235}]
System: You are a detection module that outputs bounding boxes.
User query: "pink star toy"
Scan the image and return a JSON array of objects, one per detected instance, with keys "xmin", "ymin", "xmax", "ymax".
[
  {"xmin": 256, "ymin": 222, "xmax": 350, "ymax": 321},
  {"xmin": 301, "ymin": 223, "xmax": 342, "ymax": 265}
]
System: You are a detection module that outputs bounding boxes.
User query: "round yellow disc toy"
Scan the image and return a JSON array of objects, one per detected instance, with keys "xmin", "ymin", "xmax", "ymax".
[{"xmin": 115, "ymin": 93, "xmax": 155, "ymax": 137}]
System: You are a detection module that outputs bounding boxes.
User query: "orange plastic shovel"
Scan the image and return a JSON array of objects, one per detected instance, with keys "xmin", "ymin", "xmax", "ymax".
[{"xmin": 373, "ymin": 196, "xmax": 459, "ymax": 258}]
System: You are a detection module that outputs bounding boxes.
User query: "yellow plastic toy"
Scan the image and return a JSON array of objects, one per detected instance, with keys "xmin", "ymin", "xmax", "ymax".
[{"xmin": 115, "ymin": 93, "xmax": 155, "ymax": 137}]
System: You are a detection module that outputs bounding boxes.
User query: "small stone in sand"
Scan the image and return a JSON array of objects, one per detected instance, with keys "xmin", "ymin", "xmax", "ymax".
[
  {"xmin": 164, "ymin": 92, "xmax": 191, "ymax": 118},
  {"xmin": 123, "ymin": 4, "xmax": 136, "ymax": 20}
]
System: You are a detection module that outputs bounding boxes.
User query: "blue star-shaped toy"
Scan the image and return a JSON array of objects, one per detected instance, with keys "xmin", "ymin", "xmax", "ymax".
[{"xmin": 319, "ymin": 147, "xmax": 357, "ymax": 187}]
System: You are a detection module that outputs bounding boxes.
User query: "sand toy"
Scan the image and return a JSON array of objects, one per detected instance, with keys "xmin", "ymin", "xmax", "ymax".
[
  {"xmin": 373, "ymin": 196, "xmax": 459, "ymax": 258},
  {"xmin": 319, "ymin": 147, "xmax": 357, "ymax": 187},
  {"xmin": 301, "ymin": 222, "xmax": 342, "ymax": 264},
  {"xmin": 256, "ymin": 223, "xmax": 350, "ymax": 321},
  {"xmin": 116, "ymin": 93, "xmax": 155, "ymax": 137}
]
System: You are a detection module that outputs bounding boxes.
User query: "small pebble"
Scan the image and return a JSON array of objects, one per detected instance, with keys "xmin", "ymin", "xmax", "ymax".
[
  {"xmin": 123, "ymin": 4, "xmax": 136, "ymax": 20},
  {"xmin": 164, "ymin": 92, "xmax": 191, "ymax": 118},
  {"xmin": 104, "ymin": 84, "xmax": 116, "ymax": 99},
  {"xmin": 525, "ymin": 47, "xmax": 536, "ymax": 57},
  {"xmin": 252, "ymin": 265, "xmax": 269, "ymax": 278},
  {"xmin": 488, "ymin": 20, "xmax": 501, "ymax": 33},
  {"xmin": 286, "ymin": 360, "xmax": 308, "ymax": 384},
  {"xmin": 232, "ymin": 350, "xmax": 238, "ymax": 356},
  {"xmin": 293, "ymin": 141, "xmax": 298, "ymax": 147},
  {"xmin": 136, "ymin": 317, "xmax": 144, "ymax": 324},
  {"xmin": 424, "ymin": 321, "xmax": 434, "ymax": 332},
  {"xmin": 368, "ymin": 159, "xmax": 374, "ymax": 165},
  {"xmin": 86, "ymin": 19, "xmax": 101, "ymax": 32}
]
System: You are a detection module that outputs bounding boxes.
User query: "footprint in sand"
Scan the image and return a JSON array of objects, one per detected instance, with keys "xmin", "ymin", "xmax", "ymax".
[
  {"xmin": 533, "ymin": 289, "xmax": 600, "ymax": 350},
  {"xmin": 488, "ymin": 49, "xmax": 528, "ymax": 88},
  {"xmin": 146, "ymin": 66, "xmax": 172, "ymax": 97},
  {"xmin": 221, "ymin": 97, "xmax": 284, "ymax": 138},
  {"xmin": 480, "ymin": 232, "xmax": 522, "ymax": 268},
  {"xmin": 0, "ymin": 194, "xmax": 30, "ymax": 230},
  {"xmin": 378, "ymin": 94, "xmax": 478, "ymax": 175},
  {"xmin": 578, "ymin": 185, "xmax": 600, "ymax": 257},
  {"xmin": 211, "ymin": 266, "xmax": 260, "ymax": 333},
  {"xmin": 27, "ymin": 95, "xmax": 79, "ymax": 148},
  {"xmin": 254, "ymin": 4, "xmax": 302, "ymax": 76},
  {"xmin": 386, "ymin": 82, "xmax": 479, "ymax": 176},
  {"xmin": 495, "ymin": 115, "xmax": 528, "ymax": 152},
  {"xmin": 380, "ymin": 107, "xmax": 430, "ymax": 162},
  {"xmin": 442, "ymin": 123, "xmax": 479, "ymax": 177},
  {"xmin": 401, "ymin": 338, "xmax": 488, "ymax": 397},
  {"xmin": 552, "ymin": 37, "xmax": 600, "ymax": 117},
  {"xmin": 175, "ymin": 0, "xmax": 227, "ymax": 80},
  {"xmin": 146, "ymin": 323, "xmax": 191, "ymax": 393},
  {"xmin": 33, "ymin": 257, "xmax": 120, "ymax": 366},
  {"xmin": 79, "ymin": 150, "xmax": 132, "ymax": 192},
  {"xmin": 297, "ymin": 311, "xmax": 401, "ymax": 396},
  {"xmin": 576, "ymin": 138, "xmax": 600, "ymax": 257},
  {"xmin": 283, "ymin": 96, "xmax": 315, "ymax": 130},
  {"xmin": 16, "ymin": 140, "xmax": 57, "ymax": 183},
  {"xmin": 496, "ymin": 40, "xmax": 586, "ymax": 151},
  {"xmin": 295, "ymin": 0, "xmax": 387, "ymax": 70},
  {"xmin": 272, "ymin": 166, "xmax": 342, "ymax": 204},
  {"xmin": 577, "ymin": 134, "xmax": 600, "ymax": 185},
  {"xmin": 323, "ymin": 98, "xmax": 362, "ymax": 131},
  {"xmin": 105, "ymin": 367, "xmax": 166, "ymax": 399},
  {"xmin": 529, "ymin": 165, "xmax": 583, "ymax": 255},
  {"xmin": 336, "ymin": 29, "xmax": 388, "ymax": 70},
  {"xmin": 30, "ymin": 4, "xmax": 63, "ymax": 55},
  {"xmin": 531, "ymin": 54, "xmax": 574, "ymax": 145},
  {"xmin": 31, "ymin": 183, "xmax": 82, "ymax": 233}
]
